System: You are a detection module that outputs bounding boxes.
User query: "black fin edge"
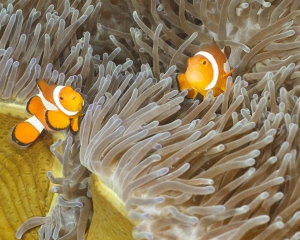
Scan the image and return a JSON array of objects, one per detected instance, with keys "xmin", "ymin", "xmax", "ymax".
[
  {"xmin": 45, "ymin": 111, "xmax": 68, "ymax": 131},
  {"xmin": 26, "ymin": 96, "xmax": 34, "ymax": 115},
  {"xmin": 11, "ymin": 125, "xmax": 31, "ymax": 146}
]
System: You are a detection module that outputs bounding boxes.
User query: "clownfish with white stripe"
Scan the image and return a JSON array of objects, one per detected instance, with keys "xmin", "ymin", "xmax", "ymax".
[
  {"xmin": 177, "ymin": 39, "xmax": 234, "ymax": 98},
  {"xmin": 12, "ymin": 79, "xmax": 84, "ymax": 146}
]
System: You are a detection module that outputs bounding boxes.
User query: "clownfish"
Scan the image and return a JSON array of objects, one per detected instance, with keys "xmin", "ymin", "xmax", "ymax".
[
  {"xmin": 12, "ymin": 79, "xmax": 84, "ymax": 146},
  {"xmin": 176, "ymin": 39, "xmax": 234, "ymax": 98}
]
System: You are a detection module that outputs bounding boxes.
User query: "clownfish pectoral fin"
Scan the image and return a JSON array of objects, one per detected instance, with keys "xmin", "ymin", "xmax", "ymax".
[
  {"xmin": 12, "ymin": 116, "xmax": 44, "ymax": 146},
  {"xmin": 186, "ymin": 88, "xmax": 198, "ymax": 99},
  {"xmin": 198, "ymin": 89, "xmax": 209, "ymax": 99},
  {"xmin": 45, "ymin": 110, "xmax": 70, "ymax": 131},
  {"xmin": 176, "ymin": 73, "xmax": 189, "ymax": 92},
  {"xmin": 223, "ymin": 68, "xmax": 235, "ymax": 82},
  {"xmin": 176, "ymin": 73, "xmax": 198, "ymax": 99},
  {"xmin": 220, "ymin": 84, "xmax": 226, "ymax": 92},
  {"xmin": 221, "ymin": 69, "xmax": 235, "ymax": 91},
  {"xmin": 26, "ymin": 96, "xmax": 44, "ymax": 115},
  {"xmin": 225, "ymin": 68, "xmax": 235, "ymax": 77},
  {"xmin": 70, "ymin": 118, "xmax": 79, "ymax": 134}
]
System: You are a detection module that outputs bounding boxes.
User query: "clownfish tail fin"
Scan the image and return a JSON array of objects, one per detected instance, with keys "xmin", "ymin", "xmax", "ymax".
[
  {"xmin": 26, "ymin": 96, "xmax": 44, "ymax": 115},
  {"xmin": 11, "ymin": 116, "xmax": 44, "ymax": 146}
]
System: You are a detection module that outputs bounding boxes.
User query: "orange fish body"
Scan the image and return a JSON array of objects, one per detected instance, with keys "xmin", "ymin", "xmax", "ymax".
[
  {"xmin": 177, "ymin": 39, "xmax": 234, "ymax": 98},
  {"xmin": 12, "ymin": 80, "xmax": 84, "ymax": 146}
]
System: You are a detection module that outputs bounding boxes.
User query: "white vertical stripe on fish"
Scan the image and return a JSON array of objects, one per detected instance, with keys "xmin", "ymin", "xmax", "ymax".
[
  {"xmin": 37, "ymin": 92, "xmax": 58, "ymax": 111},
  {"xmin": 195, "ymin": 51, "xmax": 219, "ymax": 90},
  {"xmin": 25, "ymin": 116, "xmax": 45, "ymax": 133},
  {"xmin": 53, "ymin": 86, "xmax": 79, "ymax": 116}
]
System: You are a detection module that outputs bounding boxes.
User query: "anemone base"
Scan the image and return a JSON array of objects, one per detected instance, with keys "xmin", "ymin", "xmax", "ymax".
[
  {"xmin": 87, "ymin": 174, "xmax": 135, "ymax": 240},
  {"xmin": 0, "ymin": 103, "xmax": 63, "ymax": 239}
]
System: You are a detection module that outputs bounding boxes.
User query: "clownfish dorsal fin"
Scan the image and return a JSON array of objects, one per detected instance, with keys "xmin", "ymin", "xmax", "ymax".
[
  {"xmin": 36, "ymin": 79, "xmax": 57, "ymax": 103},
  {"xmin": 211, "ymin": 38, "xmax": 218, "ymax": 48},
  {"xmin": 223, "ymin": 46, "xmax": 231, "ymax": 60},
  {"xmin": 211, "ymin": 38, "xmax": 226, "ymax": 52},
  {"xmin": 36, "ymin": 79, "xmax": 49, "ymax": 93},
  {"xmin": 211, "ymin": 38, "xmax": 231, "ymax": 60}
]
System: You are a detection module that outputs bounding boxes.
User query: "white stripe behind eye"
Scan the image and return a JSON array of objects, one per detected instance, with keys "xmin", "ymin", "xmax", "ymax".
[
  {"xmin": 38, "ymin": 92, "xmax": 58, "ymax": 111},
  {"xmin": 53, "ymin": 86, "xmax": 79, "ymax": 116},
  {"xmin": 26, "ymin": 116, "xmax": 44, "ymax": 133},
  {"xmin": 195, "ymin": 51, "xmax": 219, "ymax": 90}
]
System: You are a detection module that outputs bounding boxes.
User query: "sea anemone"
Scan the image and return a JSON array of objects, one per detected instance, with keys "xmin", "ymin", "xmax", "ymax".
[
  {"xmin": 0, "ymin": 0, "xmax": 300, "ymax": 240},
  {"xmin": 0, "ymin": 1, "xmax": 96, "ymax": 239}
]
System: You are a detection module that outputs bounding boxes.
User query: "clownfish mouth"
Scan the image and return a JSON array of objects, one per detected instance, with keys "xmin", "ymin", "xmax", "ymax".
[{"xmin": 186, "ymin": 71, "xmax": 204, "ymax": 85}]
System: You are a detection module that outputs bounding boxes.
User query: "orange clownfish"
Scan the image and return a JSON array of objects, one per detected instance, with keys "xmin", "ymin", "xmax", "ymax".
[
  {"xmin": 177, "ymin": 39, "xmax": 234, "ymax": 98},
  {"xmin": 12, "ymin": 79, "xmax": 84, "ymax": 146}
]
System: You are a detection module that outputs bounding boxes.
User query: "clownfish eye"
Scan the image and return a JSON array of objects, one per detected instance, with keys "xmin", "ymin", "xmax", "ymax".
[
  {"xmin": 60, "ymin": 97, "xmax": 63, "ymax": 100},
  {"xmin": 202, "ymin": 60, "xmax": 207, "ymax": 65}
]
